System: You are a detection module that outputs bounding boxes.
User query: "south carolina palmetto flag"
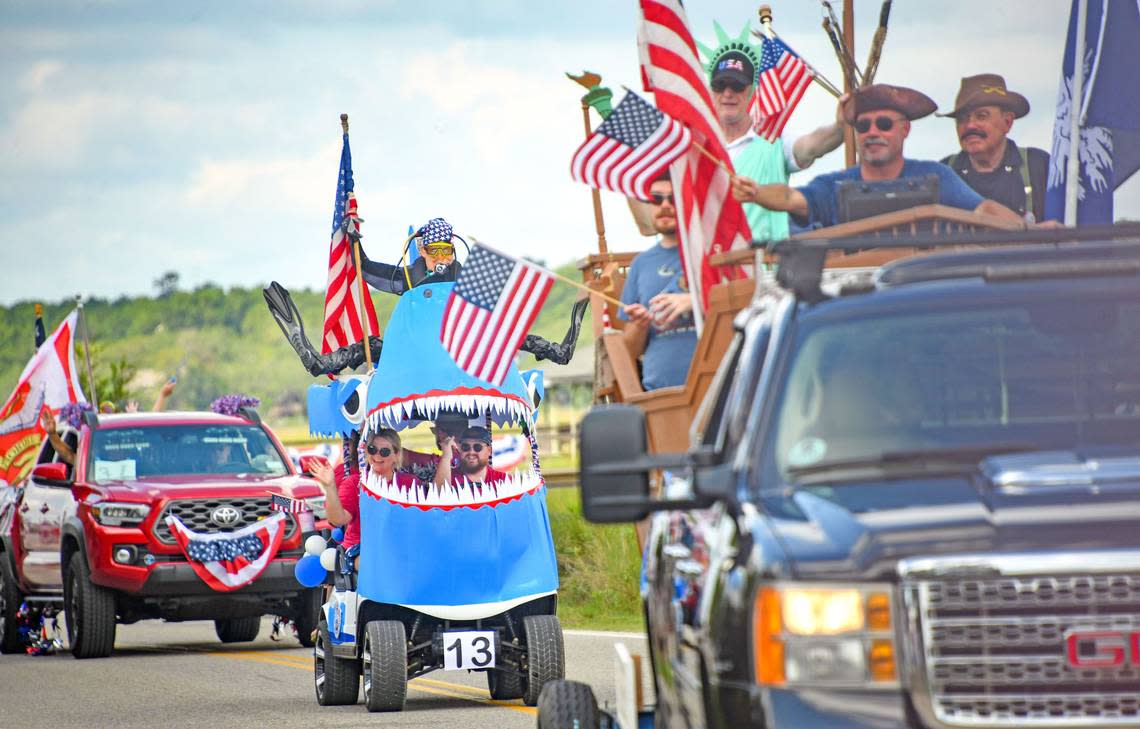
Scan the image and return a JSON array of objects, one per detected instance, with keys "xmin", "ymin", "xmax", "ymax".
[
  {"xmin": 636, "ymin": 0, "xmax": 751, "ymax": 315},
  {"xmin": 321, "ymin": 130, "xmax": 381, "ymax": 353},
  {"xmin": 440, "ymin": 244, "xmax": 554, "ymax": 386}
]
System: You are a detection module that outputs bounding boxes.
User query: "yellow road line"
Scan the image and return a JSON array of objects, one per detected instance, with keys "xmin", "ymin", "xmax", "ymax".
[{"xmin": 208, "ymin": 650, "xmax": 537, "ymax": 716}]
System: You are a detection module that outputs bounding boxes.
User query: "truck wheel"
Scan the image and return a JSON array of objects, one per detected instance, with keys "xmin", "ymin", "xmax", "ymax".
[
  {"xmin": 314, "ymin": 616, "xmax": 359, "ymax": 705},
  {"xmin": 214, "ymin": 616, "xmax": 261, "ymax": 643},
  {"xmin": 64, "ymin": 552, "xmax": 116, "ymax": 659},
  {"xmin": 362, "ymin": 620, "xmax": 406, "ymax": 712},
  {"xmin": 522, "ymin": 614, "xmax": 565, "ymax": 706},
  {"xmin": 0, "ymin": 554, "xmax": 25, "ymax": 654},
  {"xmin": 487, "ymin": 666, "xmax": 525, "ymax": 700},
  {"xmin": 294, "ymin": 588, "xmax": 321, "ymax": 648},
  {"xmin": 537, "ymin": 680, "xmax": 600, "ymax": 729}
]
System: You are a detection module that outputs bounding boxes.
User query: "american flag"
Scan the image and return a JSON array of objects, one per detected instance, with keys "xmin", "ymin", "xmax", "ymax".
[
  {"xmin": 570, "ymin": 91, "xmax": 692, "ymax": 200},
  {"xmin": 440, "ymin": 244, "xmax": 554, "ymax": 386},
  {"xmin": 320, "ymin": 131, "xmax": 381, "ymax": 354},
  {"xmin": 269, "ymin": 492, "xmax": 307, "ymax": 514},
  {"xmin": 751, "ymin": 37, "xmax": 813, "ymax": 143},
  {"xmin": 637, "ymin": 0, "xmax": 751, "ymax": 314}
]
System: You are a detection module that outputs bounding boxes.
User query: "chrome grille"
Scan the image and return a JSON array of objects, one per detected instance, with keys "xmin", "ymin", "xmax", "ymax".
[
  {"xmin": 909, "ymin": 572, "xmax": 1140, "ymax": 726},
  {"xmin": 152, "ymin": 498, "xmax": 297, "ymax": 544}
]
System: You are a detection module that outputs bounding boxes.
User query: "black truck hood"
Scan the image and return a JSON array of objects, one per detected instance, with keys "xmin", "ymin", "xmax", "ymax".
[{"xmin": 759, "ymin": 451, "xmax": 1140, "ymax": 581}]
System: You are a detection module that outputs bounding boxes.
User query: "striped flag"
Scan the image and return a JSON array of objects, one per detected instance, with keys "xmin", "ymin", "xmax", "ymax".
[
  {"xmin": 268, "ymin": 492, "xmax": 307, "ymax": 514},
  {"xmin": 440, "ymin": 244, "xmax": 554, "ymax": 386},
  {"xmin": 637, "ymin": 0, "xmax": 751, "ymax": 314},
  {"xmin": 752, "ymin": 36, "xmax": 813, "ymax": 143},
  {"xmin": 320, "ymin": 131, "xmax": 380, "ymax": 354},
  {"xmin": 570, "ymin": 91, "xmax": 692, "ymax": 200}
]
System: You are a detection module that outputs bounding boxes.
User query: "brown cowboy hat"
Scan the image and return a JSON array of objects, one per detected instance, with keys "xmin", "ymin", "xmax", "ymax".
[
  {"xmin": 841, "ymin": 84, "xmax": 938, "ymax": 124},
  {"xmin": 938, "ymin": 74, "xmax": 1030, "ymax": 119}
]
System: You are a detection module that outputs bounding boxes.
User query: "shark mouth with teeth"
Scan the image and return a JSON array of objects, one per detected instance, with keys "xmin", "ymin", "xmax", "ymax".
[
  {"xmin": 365, "ymin": 389, "xmax": 533, "ymax": 433},
  {"xmin": 362, "ymin": 470, "xmax": 544, "ymax": 510}
]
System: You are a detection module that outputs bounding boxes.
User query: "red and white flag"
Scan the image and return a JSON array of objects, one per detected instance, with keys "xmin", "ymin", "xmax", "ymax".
[
  {"xmin": 0, "ymin": 309, "xmax": 86, "ymax": 485},
  {"xmin": 440, "ymin": 244, "xmax": 554, "ymax": 386},
  {"xmin": 321, "ymin": 132, "xmax": 380, "ymax": 354},
  {"xmin": 752, "ymin": 36, "xmax": 813, "ymax": 142},
  {"xmin": 636, "ymin": 0, "xmax": 751, "ymax": 315},
  {"xmin": 165, "ymin": 512, "xmax": 287, "ymax": 592}
]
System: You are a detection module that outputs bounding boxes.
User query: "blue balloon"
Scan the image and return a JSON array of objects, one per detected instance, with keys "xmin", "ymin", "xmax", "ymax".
[
  {"xmin": 331, "ymin": 527, "xmax": 345, "ymax": 544},
  {"xmin": 294, "ymin": 554, "xmax": 327, "ymax": 588}
]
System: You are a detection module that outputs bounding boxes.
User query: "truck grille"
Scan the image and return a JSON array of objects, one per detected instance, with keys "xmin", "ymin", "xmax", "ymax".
[
  {"xmin": 152, "ymin": 498, "xmax": 297, "ymax": 544},
  {"xmin": 910, "ymin": 572, "xmax": 1140, "ymax": 726}
]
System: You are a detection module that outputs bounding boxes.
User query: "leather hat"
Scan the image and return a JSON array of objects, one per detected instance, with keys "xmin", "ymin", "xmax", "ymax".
[
  {"xmin": 938, "ymin": 74, "xmax": 1030, "ymax": 119},
  {"xmin": 842, "ymin": 84, "xmax": 938, "ymax": 123}
]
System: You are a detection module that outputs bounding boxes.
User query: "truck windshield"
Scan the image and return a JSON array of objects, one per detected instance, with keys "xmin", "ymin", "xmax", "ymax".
[
  {"xmin": 87, "ymin": 424, "xmax": 290, "ymax": 483},
  {"xmin": 767, "ymin": 290, "xmax": 1140, "ymax": 482}
]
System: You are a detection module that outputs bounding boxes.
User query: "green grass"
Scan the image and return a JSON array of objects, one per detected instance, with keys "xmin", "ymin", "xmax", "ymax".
[{"xmin": 546, "ymin": 487, "xmax": 645, "ymax": 632}]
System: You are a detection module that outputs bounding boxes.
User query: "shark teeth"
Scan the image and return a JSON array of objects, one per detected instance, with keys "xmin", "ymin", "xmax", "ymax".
[
  {"xmin": 365, "ymin": 394, "xmax": 532, "ymax": 434},
  {"xmin": 361, "ymin": 470, "xmax": 543, "ymax": 510}
]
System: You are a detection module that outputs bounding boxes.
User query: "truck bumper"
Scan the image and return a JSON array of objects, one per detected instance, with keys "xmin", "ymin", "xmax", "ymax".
[{"xmin": 132, "ymin": 557, "xmax": 303, "ymax": 597}]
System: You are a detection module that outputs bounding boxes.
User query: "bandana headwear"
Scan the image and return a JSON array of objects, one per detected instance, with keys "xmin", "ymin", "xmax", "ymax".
[
  {"xmin": 696, "ymin": 21, "xmax": 761, "ymax": 85},
  {"xmin": 417, "ymin": 218, "xmax": 455, "ymax": 247}
]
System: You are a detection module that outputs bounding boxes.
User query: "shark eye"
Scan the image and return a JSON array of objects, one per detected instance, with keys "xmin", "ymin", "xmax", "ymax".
[{"xmin": 339, "ymin": 376, "xmax": 369, "ymax": 425}]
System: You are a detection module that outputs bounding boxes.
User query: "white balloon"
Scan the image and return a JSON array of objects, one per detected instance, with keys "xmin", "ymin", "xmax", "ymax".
[
  {"xmin": 319, "ymin": 547, "xmax": 338, "ymax": 572},
  {"xmin": 305, "ymin": 534, "xmax": 326, "ymax": 556}
]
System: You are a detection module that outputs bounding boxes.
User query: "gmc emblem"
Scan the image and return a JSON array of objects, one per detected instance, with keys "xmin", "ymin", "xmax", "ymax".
[{"xmin": 1064, "ymin": 629, "xmax": 1140, "ymax": 668}]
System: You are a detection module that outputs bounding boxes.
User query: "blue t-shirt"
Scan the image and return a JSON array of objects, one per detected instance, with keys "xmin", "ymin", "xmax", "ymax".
[
  {"xmin": 795, "ymin": 159, "xmax": 985, "ymax": 229},
  {"xmin": 618, "ymin": 243, "xmax": 697, "ymax": 391}
]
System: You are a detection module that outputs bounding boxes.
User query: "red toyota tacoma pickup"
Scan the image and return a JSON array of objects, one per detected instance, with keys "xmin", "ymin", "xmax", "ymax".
[{"xmin": 0, "ymin": 408, "xmax": 328, "ymax": 658}]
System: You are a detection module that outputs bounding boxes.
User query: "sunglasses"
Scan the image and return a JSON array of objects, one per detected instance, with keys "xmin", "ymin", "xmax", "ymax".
[
  {"xmin": 649, "ymin": 192, "xmax": 675, "ymax": 206},
  {"xmin": 854, "ymin": 115, "xmax": 903, "ymax": 134},
  {"xmin": 711, "ymin": 79, "xmax": 748, "ymax": 94},
  {"xmin": 423, "ymin": 243, "xmax": 455, "ymax": 255},
  {"xmin": 366, "ymin": 444, "xmax": 394, "ymax": 457},
  {"xmin": 459, "ymin": 442, "xmax": 486, "ymax": 453}
]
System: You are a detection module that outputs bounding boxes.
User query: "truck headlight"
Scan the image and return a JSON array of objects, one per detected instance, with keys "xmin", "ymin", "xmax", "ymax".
[
  {"xmin": 753, "ymin": 584, "xmax": 896, "ymax": 687},
  {"xmin": 304, "ymin": 495, "xmax": 327, "ymax": 521},
  {"xmin": 91, "ymin": 502, "xmax": 151, "ymax": 527}
]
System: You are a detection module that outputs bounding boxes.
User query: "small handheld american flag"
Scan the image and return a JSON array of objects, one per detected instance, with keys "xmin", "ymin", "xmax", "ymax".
[
  {"xmin": 440, "ymin": 244, "xmax": 554, "ymax": 386},
  {"xmin": 751, "ymin": 36, "xmax": 813, "ymax": 142},
  {"xmin": 570, "ymin": 91, "xmax": 691, "ymax": 200},
  {"xmin": 268, "ymin": 492, "xmax": 307, "ymax": 514}
]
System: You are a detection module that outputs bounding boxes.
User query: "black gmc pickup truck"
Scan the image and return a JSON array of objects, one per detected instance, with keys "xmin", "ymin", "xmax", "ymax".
[{"xmin": 563, "ymin": 231, "xmax": 1140, "ymax": 729}]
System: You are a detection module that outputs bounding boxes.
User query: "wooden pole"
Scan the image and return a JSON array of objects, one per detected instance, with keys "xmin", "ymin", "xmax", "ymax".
[
  {"xmin": 341, "ymin": 113, "xmax": 373, "ymax": 370},
  {"xmin": 580, "ymin": 101, "xmax": 609, "ymax": 254},
  {"xmin": 76, "ymin": 296, "xmax": 99, "ymax": 405},
  {"xmin": 842, "ymin": 0, "xmax": 857, "ymax": 168},
  {"xmin": 757, "ymin": 4, "xmax": 842, "ymax": 98}
]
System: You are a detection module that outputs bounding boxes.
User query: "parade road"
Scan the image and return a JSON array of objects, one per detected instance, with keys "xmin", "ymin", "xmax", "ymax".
[{"xmin": 0, "ymin": 619, "xmax": 650, "ymax": 728}]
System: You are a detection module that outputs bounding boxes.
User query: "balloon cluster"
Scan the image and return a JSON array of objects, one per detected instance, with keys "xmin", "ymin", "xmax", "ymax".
[
  {"xmin": 292, "ymin": 527, "xmax": 345, "ymax": 588},
  {"xmin": 16, "ymin": 602, "xmax": 63, "ymax": 656}
]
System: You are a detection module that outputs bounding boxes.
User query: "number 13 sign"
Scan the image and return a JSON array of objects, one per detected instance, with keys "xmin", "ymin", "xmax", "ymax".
[{"xmin": 443, "ymin": 630, "xmax": 496, "ymax": 670}]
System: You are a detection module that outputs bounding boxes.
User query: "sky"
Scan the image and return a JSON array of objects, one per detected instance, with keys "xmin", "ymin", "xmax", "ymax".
[{"xmin": 2, "ymin": 0, "xmax": 1137, "ymax": 307}]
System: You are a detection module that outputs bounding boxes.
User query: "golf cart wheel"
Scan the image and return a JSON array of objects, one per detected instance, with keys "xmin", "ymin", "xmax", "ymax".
[
  {"xmin": 294, "ymin": 587, "xmax": 322, "ymax": 648},
  {"xmin": 314, "ymin": 616, "xmax": 359, "ymax": 705},
  {"xmin": 362, "ymin": 619, "xmax": 407, "ymax": 712},
  {"xmin": 487, "ymin": 665, "xmax": 525, "ymax": 700},
  {"xmin": 522, "ymin": 614, "xmax": 565, "ymax": 706},
  {"xmin": 537, "ymin": 680, "xmax": 600, "ymax": 729}
]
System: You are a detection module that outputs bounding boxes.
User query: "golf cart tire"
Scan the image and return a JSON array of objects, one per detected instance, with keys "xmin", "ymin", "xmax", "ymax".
[
  {"xmin": 294, "ymin": 587, "xmax": 321, "ymax": 648},
  {"xmin": 314, "ymin": 617, "xmax": 360, "ymax": 706},
  {"xmin": 487, "ymin": 665, "xmax": 526, "ymax": 700},
  {"xmin": 537, "ymin": 680, "xmax": 601, "ymax": 729},
  {"xmin": 363, "ymin": 619, "xmax": 407, "ymax": 712},
  {"xmin": 522, "ymin": 614, "xmax": 565, "ymax": 706}
]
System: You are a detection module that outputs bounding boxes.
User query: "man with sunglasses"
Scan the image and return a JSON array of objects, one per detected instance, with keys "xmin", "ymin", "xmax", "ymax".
[
  {"xmin": 619, "ymin": 174, "xmax": 697, "ymax": 391},
  {"xmin": 401, "ymin": 412, "xmax": 468, "ymax": 483},
  {"xmin": 731, "ymin": 84, "xmax": 1027, "ymax": 230},
  {"xmin": 433, "ymin": 426, "xmax": 507, "ymax": 486},
  {"xmin": 353, "ymin": 216, "xmax": 463, "ymax": 295}
]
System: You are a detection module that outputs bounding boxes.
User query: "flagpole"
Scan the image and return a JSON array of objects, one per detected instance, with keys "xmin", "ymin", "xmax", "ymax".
[
  {"xmin": 342, "ymin": 114, "xmax": 374, "ymax": 371},
  {"xmin": 568, "ymin": 72, "xmax": 609, "ymax": 254},
  {"xmin": 756, "ymin": 5, "xmax": 842, "ymax": 99},
  {"xmin": 76, "ymin": 295, "xmax": 99, "ymax": 405},
  {"xmin": 1064, "ymin": 0, "xmax": 1088, "ymax": 227}
]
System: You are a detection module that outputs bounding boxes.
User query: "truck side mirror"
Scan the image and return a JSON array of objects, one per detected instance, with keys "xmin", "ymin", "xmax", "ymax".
[
  {"xmin": 299, "ymin": 455, "xmax": 331, "ymax": 477},
  {"xmin": 32, "ymin": 462, "xmax": 71, "ymax": 485},
  {"xmin": 579, "ymin": 405, "xmax": 651, "ymax": 523}
]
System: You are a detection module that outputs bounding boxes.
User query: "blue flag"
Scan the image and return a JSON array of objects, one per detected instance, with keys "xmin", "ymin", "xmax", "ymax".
[{"xmin": 1045, "ymin": 0, "xmax": 1140, "ymax": 224}]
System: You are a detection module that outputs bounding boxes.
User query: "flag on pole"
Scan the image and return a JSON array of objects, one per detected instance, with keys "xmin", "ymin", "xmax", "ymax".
[
  {"xmin": 636, "ymin": 0, "xmax": 751, "ymax": 315},
  {"xmin": 570, "ymin": 91, "xmax": 692, "ymax": 200},
  {"xmin": 751, "ymin": 36, "xmax": 814, "ymax": 142},
  {"xmin": 268, "ymin": 492, "xmax": 308, "ymax": 514},
  {"xmin": 0, "ymin": 309, "xmax": 87, "ymax": 485},
  {"xmin": 1044, "ymin": 0, "xmax": 1140, "ymax": 224},
  {"xmin": 440, "ymin": 244, "xmax": 554, "ymax": 386},
  {"xmin": 321, "ymin": 131, "xmax": 381, "ymax": 353},
  {"xmin": 33, "ymin": 304, "xmax": 46, "ymax": 351}
]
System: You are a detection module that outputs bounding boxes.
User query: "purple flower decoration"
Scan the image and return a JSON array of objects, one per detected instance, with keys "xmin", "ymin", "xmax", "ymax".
[
  {"xmin": 58, "ymin": 402, "xmax": 94, "ymax": 429},
  {"xmin": 210, "ymin": 394, "xmax": 261, "ymax": 417}
]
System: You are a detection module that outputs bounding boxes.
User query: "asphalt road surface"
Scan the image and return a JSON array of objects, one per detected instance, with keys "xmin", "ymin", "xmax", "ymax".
[{"xmin": 0, "ymin": 617, "xmax": 651, "ymax": 728}]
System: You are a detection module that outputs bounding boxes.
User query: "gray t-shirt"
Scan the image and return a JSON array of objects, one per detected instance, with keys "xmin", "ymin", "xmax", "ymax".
[{"xmin": 618, "ymin": 243, "xmax": 698, "ymax": 390}]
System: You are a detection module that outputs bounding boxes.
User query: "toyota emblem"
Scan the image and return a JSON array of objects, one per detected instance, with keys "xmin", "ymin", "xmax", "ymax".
[{"xmin": 211, "ymin": 506, "xmax": 243, "ymax": 527}]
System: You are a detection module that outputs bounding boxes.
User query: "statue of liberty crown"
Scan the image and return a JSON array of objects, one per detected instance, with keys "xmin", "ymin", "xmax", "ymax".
[{"xmin": 696, "ymin": 21, "xmax": 761, "ymax": 84}]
